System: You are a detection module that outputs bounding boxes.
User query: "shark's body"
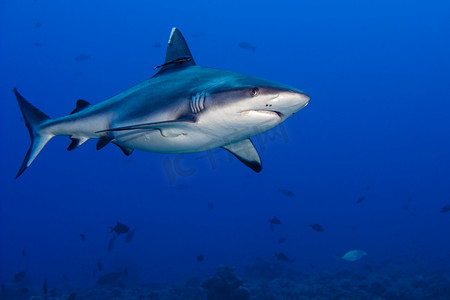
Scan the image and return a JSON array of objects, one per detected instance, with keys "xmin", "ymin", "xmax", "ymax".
[{"xmin": 14, "ymin": 28, "xmax": 310, "ymax": 178}]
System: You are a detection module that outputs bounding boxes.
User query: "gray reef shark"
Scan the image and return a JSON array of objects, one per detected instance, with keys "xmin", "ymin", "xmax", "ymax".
[{"xmin": 14, "ymin": 28, "xmax": 310, "ymax": 178}]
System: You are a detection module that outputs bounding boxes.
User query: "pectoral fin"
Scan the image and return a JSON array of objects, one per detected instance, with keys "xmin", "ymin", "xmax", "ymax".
[{"xmin": 222, "ymin": 138, "xmax": 262, "ymax": 173}]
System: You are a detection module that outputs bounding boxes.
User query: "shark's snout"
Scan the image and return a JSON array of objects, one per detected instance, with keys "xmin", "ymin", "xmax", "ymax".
[
  {"xmin": 297, "ymin": 92, "xmax": 310, "ymax": 112},
  {"xmin": 274, "ymin": 90, "xmax": 310, "ymax": 112},
  {"xmin": 302, "ymin": 92, "xmax": 311, "ymax": 103},
  {"xmin": 251, "ymin": 89, "xmax": 309, "ymax": 121},
  {"xmin": 289, "ymin": 90, "xmax": 310, "ymax": 103},
  {"xmin": 302, "ymin": 93, "xmax": 311, "ymax": 105}
]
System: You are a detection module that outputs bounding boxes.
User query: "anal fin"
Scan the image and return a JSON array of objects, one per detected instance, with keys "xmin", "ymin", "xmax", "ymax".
[
  {"xmin": 222, "ymin": 138, "xmax": 262, "ymax": 173},
  {"xmin": 67, "ymin": 137, "xmax": 89, "ymax": 151},
  {"xmin": 96, "ymin": 135, "xmax": 114, "ymax": 150}
]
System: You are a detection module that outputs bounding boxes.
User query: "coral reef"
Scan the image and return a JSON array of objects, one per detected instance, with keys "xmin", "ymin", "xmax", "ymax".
[
  {"xmin": 202, "ymin": 266, "xmax": 250, "ymax": 300},
  {"xmin": 2, "ymin": 260, "xmax": 450, "ymax": 299}
]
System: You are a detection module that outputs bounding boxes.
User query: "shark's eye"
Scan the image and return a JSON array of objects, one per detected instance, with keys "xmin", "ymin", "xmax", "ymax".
[{"xmin": 250, "ymin": 88, "xmax": 259, "ymax": 97}]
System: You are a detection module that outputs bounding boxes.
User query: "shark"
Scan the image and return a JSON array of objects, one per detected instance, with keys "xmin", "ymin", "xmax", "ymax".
[{"xmin": 14, "ymin": 28, "xmax": 310, "ymax": 178}]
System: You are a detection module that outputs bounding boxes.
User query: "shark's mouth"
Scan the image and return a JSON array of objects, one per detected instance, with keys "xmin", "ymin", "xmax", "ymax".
[{"xmin": 240, "ymin": 110, "xmax": 283, "ymax": 119}]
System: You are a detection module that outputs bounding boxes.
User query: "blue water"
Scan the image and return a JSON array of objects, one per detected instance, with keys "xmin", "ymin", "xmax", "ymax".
[{"xmin": 1, "ymin": 0, "xmax": 450, "ymax": 299}]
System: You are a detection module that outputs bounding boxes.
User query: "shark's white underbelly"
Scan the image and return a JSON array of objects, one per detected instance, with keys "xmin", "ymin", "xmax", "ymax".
[
  {"xmin": 113, "ymin": 112, "xmax": 281, "ymax": 154},
  {"xmin": 114, "ymin": 130, "xmax": 222, "ymax": 153}
]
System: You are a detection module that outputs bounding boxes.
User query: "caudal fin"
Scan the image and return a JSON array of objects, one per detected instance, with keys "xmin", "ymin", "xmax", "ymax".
[{"xmin": 14, "ymin": 88, "xmax": 53, "ymax": 178}]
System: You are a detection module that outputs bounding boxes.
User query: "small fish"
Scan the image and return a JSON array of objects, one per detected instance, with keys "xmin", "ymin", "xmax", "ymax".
[
  {"xmin": 356, "ymin": 196, "xmax": 365, "ymax": 204},
  {"xmin": 310, "ymin": 223, "xmax": 324, "ymax": 232},
  {"xmin": 97, "ymin": 269, "xmax": 127, "ymax": 285},
  {"xmin": 407, "ymin": 196, "xmax": 413, "ymax": 202},
  {"xmin": 207, "ymin": 202, "xmax": 214, "ymax": 211},
  {"xmin": 79, "ymin": 234, "xmax": 85, "ymax": 242},
  {"xmin": 67, "ymin": 293, "xmax": 77, "ymax": 300},
  {"xmin": 275, "ymin": 252, "xmax": 291, "ymax": 262},
  {"xmin": 50, "ymin": 289, "xmax": 56, "ymax": 297},
  {"xmin": 365, "ymin": 185, "xmax": 370, "ymax": 191},
  {"xmin": 108, "ymin": 235, "xmax": 116, "ymax": 251},
  {"xmin": 441, "ymin": 205, "xmax": 450, "ymax": 213},
  {"xmin": 19, "ymin": 287, "xmax": 29, "ymax": 294},
  {"xmin": 22, "ymin": 248, "xmax": 26, "ymax": 257},
  {"xmin": 97, "ymin": 260, "xmax": 102, "ymax": 271},
  {"xmin": 238, "ymin": 42, "xmax": 256, "ymax": 52},
  {"xmin": 278, "ymin": 188, "xmax": 294, "ymax": 197},
  {"xmin": 268, "ymin": 217, "xmax": 281, "ymax": 232},
  {"xmin": 35, "ymin": 22, "xmax": 41, "ymax": 28},
  {"xmin": 33, "ymin": 42, "xmax": 42, "ymax": 47},
  {"xmin": 74, "ymin": 54, "xmax": 91, "ymax": 62},
  {"xmin": 125, "ymin": 226, "xmax": 136, "ymax": 243},
  {"xmin": 111, "ymin": 222, "xmax": 130, "ymax": 235},
  {"xmin": 401, "ymin": 204, "xmax": 416, "ymax": 216},
  {"xmin": 278, "ymin": 237, "xmax": 287, "ymax": 244},
  {"xmin": 12, "ymin": 271, "xmax": 26, "ymax": 282},
  {"xmin": 43, "ymin": 279, "xmax": 47, "ymax": 294},
  {"xmin": 268, "ymin": 217, "xmax": 281, "ymax": 225},
  {"xmin": 196, "ymin": 254, "xmax": 204, "ymax": 262},
  {"xmin": 152, "ymin": 42, "xmax": 162, "ymax": 48},
  {"xmin": 342, "ymin": 250, "xmax": 367, "ymax": 261}
]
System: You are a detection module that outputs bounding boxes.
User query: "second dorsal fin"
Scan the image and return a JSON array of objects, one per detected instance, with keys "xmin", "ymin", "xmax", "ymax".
[
  {"xmin": 70, "ymin": 99, "xmax": 91, "ymax": 115},
  {"xmin": 153, "ymin": 28, "xmax": 196, "ymax": 77}
]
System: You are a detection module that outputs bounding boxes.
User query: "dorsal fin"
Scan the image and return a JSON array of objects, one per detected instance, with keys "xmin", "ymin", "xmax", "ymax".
[
  {"xmin": 70, "ymin": 99, "xmax": 90, "ymax": 115},
  {"xmin": 153, "ymin": 28, "xmax": 196, "ymax": 77}
]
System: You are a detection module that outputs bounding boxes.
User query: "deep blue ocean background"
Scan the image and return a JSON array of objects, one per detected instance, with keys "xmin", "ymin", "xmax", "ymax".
[{"xmin": 1, "ymin": 0, "xmax": 450, "ymax": 299}]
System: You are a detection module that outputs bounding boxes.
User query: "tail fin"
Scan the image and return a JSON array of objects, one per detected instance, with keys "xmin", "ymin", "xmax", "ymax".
[{"xmin": 14, "ymin": 88, "xmax": 53, "ymax": 178}]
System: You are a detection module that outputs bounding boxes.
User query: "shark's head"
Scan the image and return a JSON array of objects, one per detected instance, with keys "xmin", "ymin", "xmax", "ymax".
[
  {"xmin": 197, "ymin": 72, "xmax": 310, "ymax": 137},
  {"xmin": 153, "ymin": 28, "xmax": 310, "ymax": 140}
]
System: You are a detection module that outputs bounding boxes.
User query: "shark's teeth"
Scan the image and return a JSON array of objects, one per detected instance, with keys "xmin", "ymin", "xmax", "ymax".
[{"xmin": 240, "ymin": 110, "xmax": 282, "ymax": 118}]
